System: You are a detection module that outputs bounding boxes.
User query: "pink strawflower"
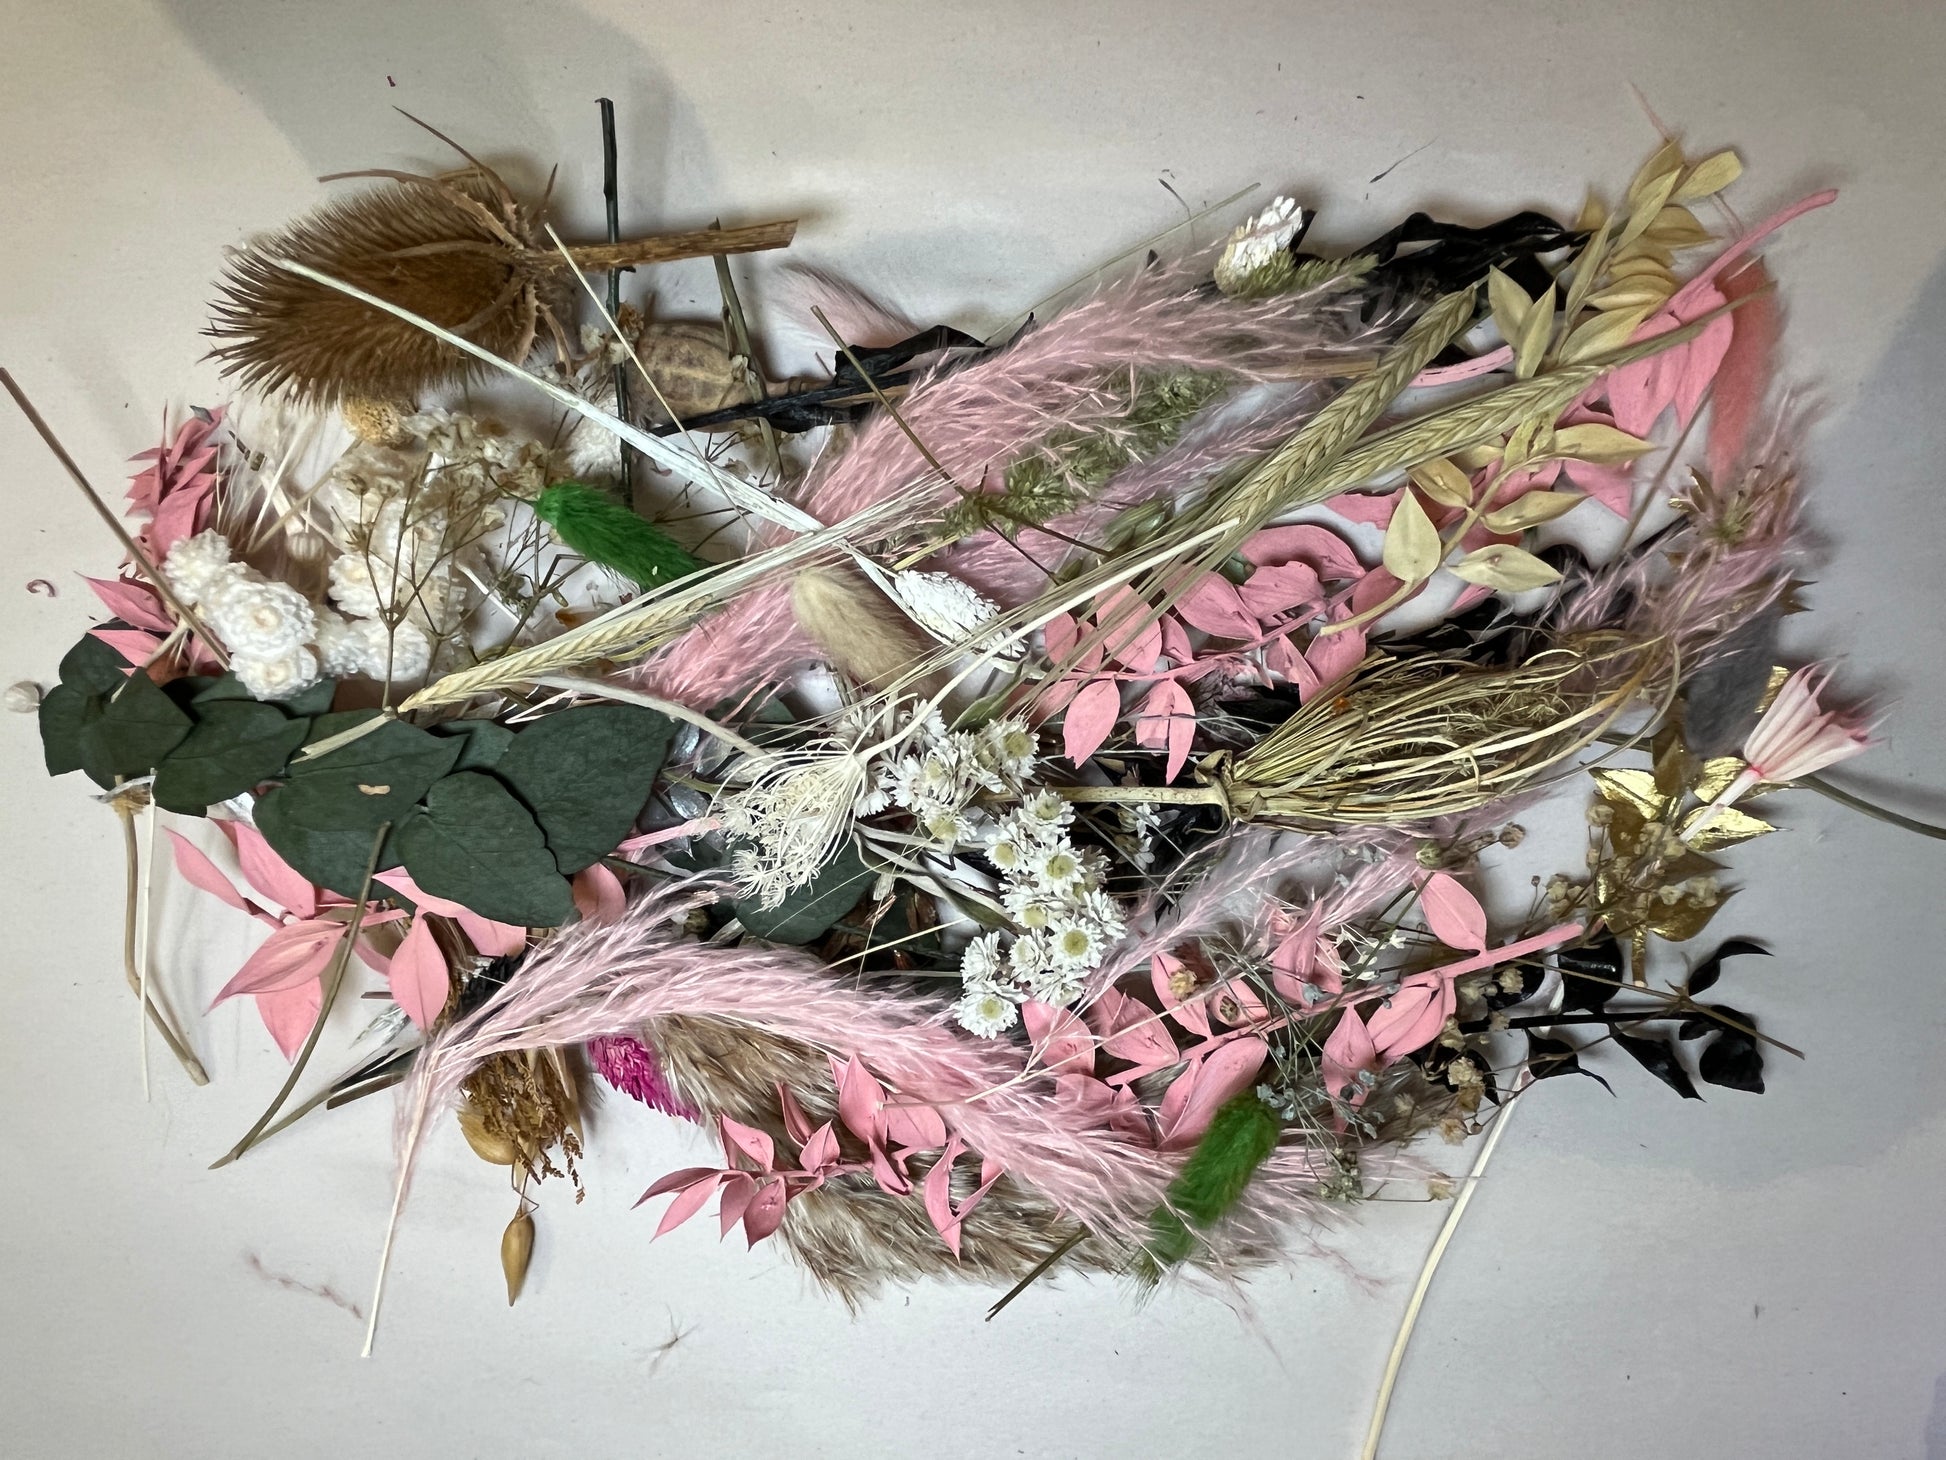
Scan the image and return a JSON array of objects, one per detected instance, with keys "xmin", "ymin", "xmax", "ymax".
[
  {"xmin": 588, "ymin": 1034, "xmax": 701, "ymax": 1122},
  {"xmin": 1688, "ymin": 665, "xmax": 1873, "ymax": 837}
]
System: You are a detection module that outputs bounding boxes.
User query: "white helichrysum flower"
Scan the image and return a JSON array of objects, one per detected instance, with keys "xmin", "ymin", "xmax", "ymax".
[
  {"xmin": 958, "ymin": 931, "xmax": 1007, "ymax": 987},
  {"xmin": 1024, "ymin": 965, "xmax": 1087, "ymax": 1008},
  {"xmin": 853, "ymin": 768, "xmax": 892, "ymax": 817},
  {"xmin": 1029, "ymin": 838, "xmax": 1085, "ymax": 895},
  {"xmin": 231, "ymin": 645, "xmax": 321, "ymax": 702},
  {"xmin": 327, "ymin": 554, "xmax": 385, "ymax": 618},
  {"xmin": 1017, "ymin": 789, "xmax": 1075, "ymax": 835},
  {"xmin": 366, "ymin": 619, "xmax": 432, "ymax": 681},
  {"xmin": 986, "ymin": 830, "xmax": 1029, "ymax": 874},
  {"xmin": 313, "ymin": 608, "xmax": 366, "ymax": 676},
  {"xmin": 919, "ymin": 805, "xmax": 976, "ymax": 847},
  {"xmin": 953, "ymin": 985, "xmax": 1021, "ymax": 1039},
  {"xmin": 892, "ymin": 570, "xmax": 1002, "ymax": 645},
  {"xmin": 979, "ymin": 717, "xmax": 1038, "ymax": 783},
  {"xmin": 1006, "ymin": 930, "xmax": 1054, "ymax": 980},
  {"xmin": 1071, "ymin": 886, "xmax": 1128, "ymax": 941},
  {"xmin": 1047, "ymin": 918, "xmax": 1105, "ymax": 971},
  {"xmin": 1214, "ymin": 196, "xmax": 1310, "ymax": 296},
  {"xmin": 1001, "ymin": 885, "xmax": 1063, "ymax": 930},
  {"xmin": 205, "ymin": 575, "xmax": 317, "ymax": 661},
  {"xmin": 160, "ymin": 530, "xmax": 237, "ymax": 607}
]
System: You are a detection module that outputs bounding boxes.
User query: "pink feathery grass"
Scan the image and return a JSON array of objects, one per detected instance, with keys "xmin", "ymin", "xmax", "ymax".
[
  {"xmin": 633, "ymin": 583, "xmax": 809, "ymax": 710},
  {"xmin": 394, "ymin": 877, "xmax": 1176, "ymax": 1252}
]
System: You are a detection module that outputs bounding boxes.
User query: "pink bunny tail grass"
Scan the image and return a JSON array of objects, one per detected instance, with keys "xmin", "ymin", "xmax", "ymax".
[
  {"xmin": 393, "ymin": 876, "xmax": 1175, "ymax": 1254},
  {"xmin": 587, "ymin": 1034, "xmax": 701, "ymax": 1122},
  {"xmin": 633, "ymin": 583, "xmax": 810, "ymax": 710}
]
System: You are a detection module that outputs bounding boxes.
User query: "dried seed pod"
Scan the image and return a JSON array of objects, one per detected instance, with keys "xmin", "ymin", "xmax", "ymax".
[
  {"xmin": 635, "ymin": 322, "xmax": 756, "ymax": 422},
  {"xmin": 5, "ymin": 681, "xmax": 42, "ymax": 713},
  {"xmin": 457, "ymin": 1100, "xmax": 518, "ymax": 1166},
  {"xmin": 501, "ymin": 1207, "xmax": 535, "ymax": 1306}
]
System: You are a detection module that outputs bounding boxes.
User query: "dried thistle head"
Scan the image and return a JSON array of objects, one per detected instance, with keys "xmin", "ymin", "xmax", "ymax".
[{"xmin": 210, "ymin": 161, "xmax": 561, "ymax": 405}]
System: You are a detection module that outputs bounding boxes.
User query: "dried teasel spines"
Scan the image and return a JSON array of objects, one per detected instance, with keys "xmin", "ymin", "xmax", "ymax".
[{"xmin": 208, "ymin": 143, "xmax": 797, "ymax": 403}]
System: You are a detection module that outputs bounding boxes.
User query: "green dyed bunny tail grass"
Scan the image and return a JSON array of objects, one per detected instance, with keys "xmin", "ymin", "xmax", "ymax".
[
  {"xmin": 533, "ymin": 480, "xmax": 703, "ymax": 589},
  {"xmin": 1140, "ymin": 1091, "xmax": 1283, "ymax": 1276}
]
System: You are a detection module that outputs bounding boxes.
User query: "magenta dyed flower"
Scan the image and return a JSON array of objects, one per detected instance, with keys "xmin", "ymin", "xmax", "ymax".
[{"xmin": 588, "ymin": 1035, "xmax": 701, "ymax": 1122}]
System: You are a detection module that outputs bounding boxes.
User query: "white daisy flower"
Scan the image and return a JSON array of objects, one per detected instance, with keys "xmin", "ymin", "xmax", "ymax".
[
  {"xmin": 160, "ymin": 530, "xmax": 237, "ymax": 608},
  {"xmin": 979, "ymin": 717, "xmax": 1038, "ymax": 783},
  {"xmin": 919, "ymin": 806, "xmax": 976, "ymax": 847},
  {"xmin": 987, "ymin": 835, "xmax": 1027, "ymax": 873},
  {"xmin": 1048, "ymin": 918, "xmax": 1105, "ymax": 970},
  {"xmin": 232, "ymin": 645, "xmax": 321, "ymax": 702},
  {"xmin": 1018, "ymin": 789, "xmax": 1074, "ymax": 834},
  {"xmin": 206, "ymin": 575, "xmax": 317, "ymax": 661},
  {"xmin": 953, "ymin": 986, "xmax": 1020, "ymax": 1039},
  {"xmin": 1025, "ymin": 966, "xmax": 1087, "ymax": 1007},
  {"xmin": 1007, "ymin": 930, "xmax": 1054, "ymax": 980},
  {"xmin": 1030, "ymin": 841, "xmax": 1084, "ymax": 895},
  {"xmin": 958, "ymin": 931, "xmax": 1006, "ymax": 987},
  {"xmin": 326, "ymin": 554, "xmax": 385, "ymax": 619}
]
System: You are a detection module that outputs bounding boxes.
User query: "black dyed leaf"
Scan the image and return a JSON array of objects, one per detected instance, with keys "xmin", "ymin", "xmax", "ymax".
[
  {"xmin": 59, "ymin": 634, "xmax": 130, "ymax": 694},
  {"xmin": 254, "ymin": 780, "xmax": 401, "ymax": 898},
  {"xmin": 1612, "ymin": 1031, "xmax": 1702, "ymax": 1100},
  {"xmin": 1525, "ymin": 1031, "xmax": 1613, "ymax": 1093},
  {"xmin": 1678, "ymin": 1001, "xmax": 1753, "ymax": 1041},
  {"xmin": 493, "ymin": 704, "xmax": 674, "ymax": 874},
  {"xmin": 76, "ymin": 669, "xmax": 192, "ymax": 776},
  {"xmin": 395, "ymin": 772, "xmax": 574, "ymax": 927},
  {"xmin": 1698, "ymin": 1028, "xmax": 1766, "ymax": 1094},
  {"xmin": 432, "ymin": 718, "xmax": 516, "ymax": 772},
  {"xmin": 1557, "ymin": 935, "xmax": 1624, "ymax": 1012},
  {"xmin": 284, "ymin": 710, "xmax": 462, "ymax": 829},
  {"xmin": 151, "ymin": 702, "xmax": 312, "ymax": 814},
  {"xmin": 735, "ymin": 836, "xmax": 877, "ymax": 945},
  {"xmin": 1687, "ymin": 938, "xmax": 1770, "ymax": 995}
]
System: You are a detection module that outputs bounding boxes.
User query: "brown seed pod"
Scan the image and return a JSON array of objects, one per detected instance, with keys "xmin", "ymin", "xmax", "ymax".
[
  {"xmin": 501, "ymin": 1206, "xmax": 535, "ymax": 1306},
  {"xmin": 457, "ymin": 1099, "xmax": 518, "ymax": 1166},
  {"xmin": 209, "ymin": 117, "xmax": 796, "ymax": 404}
]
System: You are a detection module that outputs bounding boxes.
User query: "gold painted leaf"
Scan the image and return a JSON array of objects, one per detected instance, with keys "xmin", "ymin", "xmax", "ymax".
[
  {"xmin": 1559, "ymin": 307, "xmax": 1656, "ymax": 365},
  {"xmin": 1694, "ymin": 756, "xmax": 1747, "ymax": 801},
  {"xmin": 1609, "ymin": 237, "xmax": 1676, "ymax": 271},
  {"xmin": 1593, "ymin": 767, "xmax": 1668, "ymax": 821},
  {"xmin": 1381, "ymin": 488, "xmax": 1442, "ymax": 583},
  {"xmin": 1484, "ymin": 490, "xmax": 1583, "ymax": 532},
  {"xmin": 1618, "ymin": 169, "xmax": 1682, "ymax": 248},
  {"xmin": 1408, "ymin": 456, "xmax": 1475, "ymax": 508},
  {"xmin": 1648, "ymin": 890, "xmax": 1733, "ymax": 944},
  {"xmin": 1448, "ymin": 543, "xmax": 1562, "ymax": 591},
  {"xmin": 1574, "ymin": 190, "xmax": 1608, "ymax": 231},
  {"xmin": 1453, "ymin": 441, "xmax": 1503, "ymax": 471},
  {"xmin": 1607, "ymin": 254, "xmax": 1679, "ymax": 283},
  {"xmin": 1608, "ymin": 801, "xmax": 1649, "ymax": 855},
  {"xmin": 1680, "ymin": 805, "xmax": 1776, "ymax": 852},
  {"xmin": 1674, "ymin": 150, "xmax": 1742, "ymax": 202}
]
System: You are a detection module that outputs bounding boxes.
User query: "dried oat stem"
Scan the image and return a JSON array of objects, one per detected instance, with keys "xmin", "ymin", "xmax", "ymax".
[
  {"xmin": 0, "ymin": 370, "xmax": 229, "ymax": 666},
  {"xmin": 112, "ymin": 795, "xmax": 208, "ymax": 1085},
  {"xmin": 211, "ymin": 822, "xmax": 391, "ymax": 1168}
]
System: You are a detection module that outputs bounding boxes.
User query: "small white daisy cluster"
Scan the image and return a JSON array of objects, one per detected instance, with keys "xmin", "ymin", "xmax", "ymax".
[
  {"xmin": 1213, "ymin": 196, "xmax": 1310, "ymax": 298},
  {"xmin": 950, "ymin": 788, "xmax": 1127, "ymax": 1036}
]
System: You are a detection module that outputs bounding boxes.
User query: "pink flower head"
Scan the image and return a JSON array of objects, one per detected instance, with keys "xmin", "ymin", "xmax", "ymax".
[{"xmin": 1740, "ymin": 665, "xmax": 1873, "ymax": 783}]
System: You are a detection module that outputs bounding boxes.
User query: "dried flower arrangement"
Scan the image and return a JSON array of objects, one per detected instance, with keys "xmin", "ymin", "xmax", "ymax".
[{"xmin": 13, "ymin": 108, "xmax": 1935, "ymax": 1440}]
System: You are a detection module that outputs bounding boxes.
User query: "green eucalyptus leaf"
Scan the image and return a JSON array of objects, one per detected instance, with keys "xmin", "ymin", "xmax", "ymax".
[
  {"xmin": 76, "ymin": 670, "xmax": 192, "ymax": 776},
  {"xmin": 395, "ymin": 772, "xmax": 574, "ymax": 927},
  {"xmin": 254, "ymin": 779, "xmax": 402, "ymax": 897},
  {"xmin": 152, "ymin": 703, "xmax": 312, "ymax": 814},
  {"xmin": 494, "ymin": 704, "xmax": 675, "ymax": 874},
  {"xmin": 285, "ymin": 710, "xmax": 462, "ymax": 828},
  {"xmin": 59, "ymin": 635, "xmax": 130, "ymax": 694},
  {"xmin": 432, "ymin": 718, "xmax": 516, "ymax": 772},
  {"xmin": 38, "ymin": 683, "xmax": 101, "ymax": 777},
  {"xmin": 194, "ymin": 672, "xmax": 337, "ymax": 717},
  {"xmin": 734, "ymin": 836, "xmax": 876, "ymax": 945}
]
